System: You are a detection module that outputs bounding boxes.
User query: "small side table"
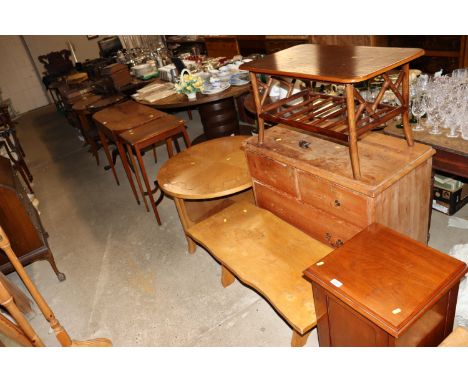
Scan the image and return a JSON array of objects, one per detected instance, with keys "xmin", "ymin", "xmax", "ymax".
[
  {"xmin": 119, "ymin": 115, "xmax": 191, "ymax": 224},
  {"xmin": 92, "ymin": 100, "xmax": 167, "ymax": 204},
  {"xmin": 304, "ymin": 223, "xmax": 467, "ymax": 347},
  {"xmin": 157, "ymin": 136, "xmax": 254, "ymax": 253}
]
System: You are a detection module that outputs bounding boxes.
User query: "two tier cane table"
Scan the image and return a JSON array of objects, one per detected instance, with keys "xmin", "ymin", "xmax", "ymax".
[{"xmin": 240, "ymin": 44, "xmax": 425, "ymax": 179}]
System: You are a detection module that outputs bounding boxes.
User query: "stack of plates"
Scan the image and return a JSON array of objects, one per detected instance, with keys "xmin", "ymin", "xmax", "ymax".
[{"xmin": 202, "ymin": 82, "xmax": 230, "ymax": 95}]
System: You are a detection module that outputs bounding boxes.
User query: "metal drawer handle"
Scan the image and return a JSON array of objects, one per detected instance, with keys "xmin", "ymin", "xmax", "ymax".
[
  {"xmin": 334, "ymin": 199, "xmax": 341, "ymax": 207},
  {"xmin": 325, "ymin": 233, "xmax": 344, "ymax": 248}
]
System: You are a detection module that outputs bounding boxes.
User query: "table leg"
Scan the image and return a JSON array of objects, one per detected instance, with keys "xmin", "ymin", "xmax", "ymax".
[
  {"xmin": 173, "ymin": 197, "xmax": 197, "ymax": 254},
  {"xmin": 345, "ymin": 84, "xmax": 361, "ymax": 180},
  {"xmin": 401, "ymin": 63, "xmax": 414, "ymax": 147},
  {"xmin": 116, "ymin": 140, "xmax": 140, "ymax": 205},
  {"xmin": 180, "ymin": 125, "xmax": 192, "ymax": 148},
  {"xmin": 250, "ymin": 72, "xmax": 265, "ymax": 144},
  {"xmin": 135, "ymin": 147, "xmax": 162, "ymax": 225},
  {"xmin": 97, "ymin": 128, "xmax": 119, "ymax": 185},
  {"xmin": 126, "ymin": 143, "xmax": 149, "ymax": 212},
  {"xmin": 166, "ymin": 138, "xmax": 174, "ymax": 158}
]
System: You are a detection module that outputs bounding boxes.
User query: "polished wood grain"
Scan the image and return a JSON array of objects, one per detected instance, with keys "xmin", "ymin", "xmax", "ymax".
[
  {"xmin": 92, "ymin": 100, "xmax": 166, "ymax": 132},
  {"xmin": 158, "ymin": 136, "xmax": 252, "ymax": 199},
  {"xmin": 187, "ymin": 201, "xmax": 333, "ymax": 342},
  {"xmin": 240, "ymin": 44, "xmax": 424, "ymax": 83},
  {"xmin": 304, "ymin": 223, "xmax": 467, "ymax": 344}
]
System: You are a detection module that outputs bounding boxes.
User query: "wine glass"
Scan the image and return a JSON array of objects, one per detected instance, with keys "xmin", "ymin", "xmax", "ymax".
[{"xmin": 411, "ymin": 95, "xmax": 427, "ymax": 131}]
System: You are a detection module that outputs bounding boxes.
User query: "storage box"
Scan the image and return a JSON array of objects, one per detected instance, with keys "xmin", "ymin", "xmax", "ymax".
[{"xmin": 432, "ymin": 174, "xmax": 468, "ymax": 215}]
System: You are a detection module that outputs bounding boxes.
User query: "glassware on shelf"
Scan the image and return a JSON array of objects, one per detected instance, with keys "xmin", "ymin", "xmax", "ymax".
[{"xmin": 411, "ymin": 95, "xmax": 427, "ymax": 132}]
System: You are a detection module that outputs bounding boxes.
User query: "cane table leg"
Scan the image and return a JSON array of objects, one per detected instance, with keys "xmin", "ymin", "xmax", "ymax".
[
  {"xmin": 401, "ymin": 63, "xmax": 414, "ymax": 147},
  {"xmin": 116, "ymin": 140, "xmax": 140, "ymax": 205},
  {"xmin": 135, "ymin": 147, "xmax": 161, "ymax": 225},
  {"xmin": 250, "ymin": 72, "xmax": 265, "ymax": 144},
  {"xmin": 345, "ymin": 84, "xmax": 361, "ymax": 180},
  {"xmin": 126, "ymin": 143, "xmax": 149, "ymax": 213},
  {"xmin": 98, "ymin": 128, "xmax": 120, "ymax": 185},
  {"xmin": 180, "ymin": 126, "xmax": 192, "ymax": 148},
  {"xmin": 173, "ymin": 197, "xmax": 197, "ymax": 254}
]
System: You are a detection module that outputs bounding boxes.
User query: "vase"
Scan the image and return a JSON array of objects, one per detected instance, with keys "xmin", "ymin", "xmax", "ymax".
[{"xmin": 186, "ymin": 92, "xmax": 197, "ymax": 101}]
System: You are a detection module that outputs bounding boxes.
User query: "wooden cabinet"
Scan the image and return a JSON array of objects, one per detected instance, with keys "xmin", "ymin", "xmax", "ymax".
[
  {"xmin": 0, "ymin": 157, "xmax": 64, "ymax": 281},
  {"xmin": 243, "ymin": 125, "xmax": 435, "ymax": 247},
  {"xmin": 304, "ymin": 223, "xmax": 467, "ymax": 346}
]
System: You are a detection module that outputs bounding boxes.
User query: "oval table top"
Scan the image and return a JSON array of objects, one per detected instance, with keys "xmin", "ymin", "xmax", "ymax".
[
  {"xmin": 157, "ymin": 135, "xmax": 252, "ymax": 199},
  {"xmin": 71, "ymin": 94, "xmax": 103, "ymax": 112},
  {"xmin": 138, "ymin": 82, "xmax": 251, "ymax": 109}
]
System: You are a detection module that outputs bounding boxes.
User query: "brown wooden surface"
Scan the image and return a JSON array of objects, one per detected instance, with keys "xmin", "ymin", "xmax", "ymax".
[
  {"xmin": 244, "ymin": 125, "xmax": 434, "ymax": 197},
  {"xmin": 240, "ymin": 44, "xmax": 424, "ymax": 83},
  {"xmin": 304, "ymin": 223, "xmax": 467, "ymax": 339},
  {"xmin": 384, "ymin": 121, "xmax": 468, "ymax": 179},
  {"xmin": 0, "ymin": 157, "xmax": 64, "ymax": 280},
  {"xmin": 92, "ymin": 100, "xmax": 166, "ymax": 132},
  {"xmin": 157, "ymin": 135, "xmax": 252, "ymax": 199},
  {"xmin": 71, "ymin": 94, "xmax": 103, "ymax": 112},
  {"xmin": 244, "ymin": 124, "xmax": 434, "ymax": 245},
  {"xmin": 137, "ymin": 82, "xmax": 250, "ymax": 109},
  {"xmin": 187, "ymin": 201, "xmax": 333, "ymax": 335}
]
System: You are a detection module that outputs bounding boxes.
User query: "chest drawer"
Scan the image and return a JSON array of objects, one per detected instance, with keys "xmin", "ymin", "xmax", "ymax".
[
  {"xmin": 246, "ymin": 152, "xmax": 298, "ymax": 197},
  {"xmin": 297, "ymin": 170, "xmax": 370, "ymax": 228},
  {"xmin": 254, "ymin": 181, "xmax": 363, "ymax": 248}
]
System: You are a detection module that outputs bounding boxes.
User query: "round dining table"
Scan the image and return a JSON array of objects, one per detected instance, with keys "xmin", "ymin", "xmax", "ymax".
[
  {"xmin": 137, "ymin": 80, "xmax": 251, "ymax": 143},
  {"xmin": 157, "ymin": 135, "xmax": 254, "ymax": 253}
]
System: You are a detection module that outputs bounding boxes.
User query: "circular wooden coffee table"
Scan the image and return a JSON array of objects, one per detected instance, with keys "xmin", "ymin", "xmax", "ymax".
[{"xmin": 157, "ymin": 135, "xmax": 253, "ymax": 253}]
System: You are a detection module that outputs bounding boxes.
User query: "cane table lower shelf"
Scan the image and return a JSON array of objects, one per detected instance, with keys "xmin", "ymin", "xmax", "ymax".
[{"xmin": 240, "ymin": 44, "xmax": 425, "ymax": 179}]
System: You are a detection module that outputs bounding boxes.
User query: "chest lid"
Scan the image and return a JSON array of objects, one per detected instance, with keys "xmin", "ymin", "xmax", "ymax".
[{"xmin": 303, "ymin": 223, "xmax": 467, "ymax": 337}]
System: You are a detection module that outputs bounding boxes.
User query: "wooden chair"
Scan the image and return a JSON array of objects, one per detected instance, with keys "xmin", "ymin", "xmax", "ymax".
[
  {"xmin": 204, "ymin": 36, "xmax": 240, "ymax": 58},
  {"xmin": 0, "ymin": 224, "xmax": 112, "ymax": 347}
]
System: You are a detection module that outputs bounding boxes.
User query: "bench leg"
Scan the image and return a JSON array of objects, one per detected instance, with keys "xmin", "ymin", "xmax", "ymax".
[
  {"xmin": 221, "ymin": 265, "xmax": 235, "ymax": 288},
  {"xmin": 173, "ymin": 197, "xmax": 197, "ymax": 254},
  {"xmin": 291, "ymin": 330, "xmax": 310, "ymax": 347}
]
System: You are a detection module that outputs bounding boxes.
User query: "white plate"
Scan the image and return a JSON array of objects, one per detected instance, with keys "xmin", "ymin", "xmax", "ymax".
[
  {"xmin": 230, "ymin": 77, "xmax": 249, "ymax": 86},
  {"xmin": 202, "ymin": 82, "xmax": 230, "ymax": 95}
]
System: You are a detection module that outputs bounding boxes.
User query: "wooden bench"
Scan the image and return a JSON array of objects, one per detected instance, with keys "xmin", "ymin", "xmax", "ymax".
[{"xmin": 187, "ymin": 201, "xmax": 332, "ymax": 346}]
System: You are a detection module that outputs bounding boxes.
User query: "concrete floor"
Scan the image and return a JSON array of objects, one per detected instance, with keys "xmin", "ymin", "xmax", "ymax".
[{"xmin": 3, "ymin": 104, "xmax": 468, "ymax": 347}]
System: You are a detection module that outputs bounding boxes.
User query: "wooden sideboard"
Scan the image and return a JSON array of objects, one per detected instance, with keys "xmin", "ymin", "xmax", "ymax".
[
  {"xmin": 0, "ymin": 157, "xmax": 65, "ymax": 281},
  {"xmin": 243, "ymin": 125, "xmax": 435, "ymax": 247}
]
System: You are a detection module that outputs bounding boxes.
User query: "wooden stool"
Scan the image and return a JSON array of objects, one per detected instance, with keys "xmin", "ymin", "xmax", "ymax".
[{"xmin": 119, "ymin": 115, "xmax": 191, "ymax": 224}]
